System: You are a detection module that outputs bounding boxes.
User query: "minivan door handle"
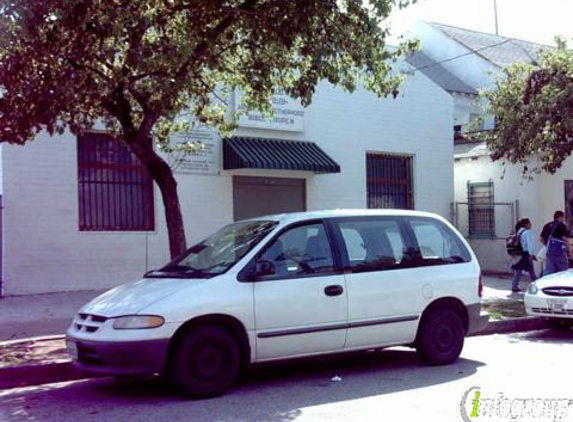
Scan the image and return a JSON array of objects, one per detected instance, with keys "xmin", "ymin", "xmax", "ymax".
[{"xmin": 324, "ymin": 284, "xmax": 344, "ymax": 297}]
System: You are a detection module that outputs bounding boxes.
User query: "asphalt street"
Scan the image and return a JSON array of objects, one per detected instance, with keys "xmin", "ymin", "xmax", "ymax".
[{"xmin": 1, "ymin": 329, "xmax": 572, "ymax": 422}]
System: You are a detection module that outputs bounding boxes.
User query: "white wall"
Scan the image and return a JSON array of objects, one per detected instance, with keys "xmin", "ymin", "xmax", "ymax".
[
  {"xmin": 302, "ymin": 76, "xmax": 453, "ymax": 218},
  {"xmin": 1, "ymin": 136, "xmax": 240, "ymax": 295},
  {"xmin": 454, "ymin": 152, "xmax": 545, "ymax": 272},
  {"xmin": 538, "ymin": 159, "xmax": 573, "ymax": 227},
  {"xmin": 3, "ymin": 70, "xmax": 453, "ymax": 295}
]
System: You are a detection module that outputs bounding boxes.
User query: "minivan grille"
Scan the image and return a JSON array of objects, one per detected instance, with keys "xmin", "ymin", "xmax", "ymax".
[
  {"xmin": 74, "ymin": 313, "xmax": 108, "ymax": 333},
  {"xmin": 542, "ymin": 287, "xmax": 573, "ymax": 297},
  {"xmin": 77, "ymin": 343, "xmax": 105, "ymax": 366}
]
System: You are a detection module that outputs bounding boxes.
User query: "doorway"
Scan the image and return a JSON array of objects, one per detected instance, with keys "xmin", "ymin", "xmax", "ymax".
[{"xmin": 233, "ymin": 176, "xmax": 306, "ymax": 221}]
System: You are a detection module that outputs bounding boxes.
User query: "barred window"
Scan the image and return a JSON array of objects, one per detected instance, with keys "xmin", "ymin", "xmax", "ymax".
[
  {"xmin": 366, "ymin": 153, "xmax": 414, "ymax": 210},
  {"xmin": 468, "ymin": 181, "xmax": 494, "ymax": 238},
  {"xmin": 78, "ymin": 133, "xmax": 154, "ymax": 231}
]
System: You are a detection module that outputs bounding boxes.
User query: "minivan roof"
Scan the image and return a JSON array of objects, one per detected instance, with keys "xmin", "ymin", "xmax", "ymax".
[{"xmin": 243, "ymin": 209, "xmax": 445, "ymax": 225}]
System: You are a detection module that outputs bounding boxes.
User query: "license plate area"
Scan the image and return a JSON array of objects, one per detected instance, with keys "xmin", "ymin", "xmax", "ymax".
[
  {"xmin": 66, "ymin": 340, "xmax": 78, "ymax": 360},
  {"xmin": 547, "ymin": 298, "xmax": 567, "ymax": 312}
]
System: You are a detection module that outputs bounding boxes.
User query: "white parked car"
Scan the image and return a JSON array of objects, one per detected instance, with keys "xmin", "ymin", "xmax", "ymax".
[
  {"xmin": 66, "ymin": 209, "xmax": 488, "ymax": 398},
  {"xmin": 525, "ymin": 269, "xmax": 573, "ymax": 330}
]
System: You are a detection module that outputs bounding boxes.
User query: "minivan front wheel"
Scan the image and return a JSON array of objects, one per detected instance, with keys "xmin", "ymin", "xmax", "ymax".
[
  {"xmin": 169, "ymin": 325, "xmax": 240, "ymax": 398},
  {"xmin": 416, "ymin": 309, "xmax": 464, "ymax": 366}
]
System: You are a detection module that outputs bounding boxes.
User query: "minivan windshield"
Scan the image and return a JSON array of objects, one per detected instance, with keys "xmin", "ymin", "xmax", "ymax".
[{"xmin": 154, "ymin": 220, "xmax": 278, "ymax": 278}]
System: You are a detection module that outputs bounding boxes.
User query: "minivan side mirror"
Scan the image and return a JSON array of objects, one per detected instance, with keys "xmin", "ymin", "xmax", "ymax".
[
  {"xmin": 252, "ymin": 260, "xmax": 276, "ymax": 279},
  {"xmin": 144, "ymin": 269, "xmax": 158, "ymax": 277}
]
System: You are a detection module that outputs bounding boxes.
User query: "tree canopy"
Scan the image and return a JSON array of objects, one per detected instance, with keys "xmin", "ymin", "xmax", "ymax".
[
  {"xmin": 483, "ymin": 39, "xmax": 573, "ymax": 174},
  {"xmin": 0, "ymin": 0, "xmax": 417, "ymax": 258}
]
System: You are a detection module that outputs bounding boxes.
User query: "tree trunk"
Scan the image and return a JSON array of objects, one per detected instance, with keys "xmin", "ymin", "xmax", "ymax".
[{"xmin": 128, "ymin": 137, "xmax": 187, "ymax": 259}]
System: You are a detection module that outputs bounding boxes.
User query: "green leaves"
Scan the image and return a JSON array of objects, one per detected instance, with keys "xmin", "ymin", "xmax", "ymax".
[
  {"xmin": 483, "ymin": 42, "xmax": 573, "ymax": 174},
  {"xmin": 0, "ymin": 0, "xmax": 413, "ymax": 147}
]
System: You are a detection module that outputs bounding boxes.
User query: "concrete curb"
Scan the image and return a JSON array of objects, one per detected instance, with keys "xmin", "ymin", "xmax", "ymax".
[
  {"xmin": 0, "ymin": 361, "xmax": 92, "ymax": 390},
  {"xmin": 0, "ymin": 335, "xmax": 94, "ymax": 389},
  {"xmin": 470, "ymin": 316, "xmax": 545, "ymax": 336},
  {"xmin": 0, "ymin": 334, "xmax": 65, "ymax": 346}
]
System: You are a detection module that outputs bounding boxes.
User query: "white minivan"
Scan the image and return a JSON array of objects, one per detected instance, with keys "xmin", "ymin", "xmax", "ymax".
[{"xmin": 67, "ymin": 209, "xmax": 488, "ymax": 398}]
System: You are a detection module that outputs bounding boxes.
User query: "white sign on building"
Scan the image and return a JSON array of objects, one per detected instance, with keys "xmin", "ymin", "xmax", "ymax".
[
  {"xmin": 172, "ymin": 128, "xmax": 221, "ymax": 175},
  {"xmin": 236, "ymin": 89, "xmax": 305, "ymax": 132}
]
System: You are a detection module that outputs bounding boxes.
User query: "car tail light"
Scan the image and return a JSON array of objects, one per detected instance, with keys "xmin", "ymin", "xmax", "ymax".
[{"xmin": 478, "ymin": 272, "xmax": 483, "ymax": 298}]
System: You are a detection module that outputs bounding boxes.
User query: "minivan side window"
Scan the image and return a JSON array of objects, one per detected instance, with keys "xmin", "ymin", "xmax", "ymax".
[
  {"xmin": 337, "ymin": 218, "xmax": 412, "ymax": 272},
  {"xmin": 257, "ymin": 223, "xmax": 335, "ymax": 278},
  {"xmin": 407, "ymin": 217, "xmax": 471, "ymax": 265}
]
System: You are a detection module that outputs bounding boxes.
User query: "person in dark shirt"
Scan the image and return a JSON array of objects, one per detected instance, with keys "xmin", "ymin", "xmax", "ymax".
[
  {"xmin": 510, "ymin": 218, "xmax": 537, "ymax": 292},
  {"xmin": 540, "ymin": 210, "xmax": 571, "ymax": 275}
]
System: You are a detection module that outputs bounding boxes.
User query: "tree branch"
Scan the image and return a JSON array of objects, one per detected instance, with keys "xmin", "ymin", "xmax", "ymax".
[
  {"xmin": 137, "ymin": 111, "xmax": 159, "ymax": 143},
  {"xmin": 103, "ymin": 85, "xmax": 137, "ymax": 139},
  {"xmin": 66, "ymin": 57, "xmax": 112, "ymax": 82},
  {"xmin": 174, "ymin": 0, "xmax": 261, "ymax": 82}
]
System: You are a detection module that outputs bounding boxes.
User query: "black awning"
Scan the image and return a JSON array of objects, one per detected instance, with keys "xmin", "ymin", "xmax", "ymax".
[{"xmin": 223, "ymin": 137, "xmax": 340, "ymax": 174}]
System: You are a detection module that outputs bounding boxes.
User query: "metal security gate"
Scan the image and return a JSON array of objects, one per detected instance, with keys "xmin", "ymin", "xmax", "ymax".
[
  {"xmin": 467, "ymin": 181, "xmax": 495, "ymax": 238},
  {"xmin": 451, "ymin": 200, "xmax": 518, "ymax": 239},
  {"xmin": 233, "ymin": 176, "xmax": 306, "ymax": 221},
  {"xmin": 366, "ymin": 153, "xmax": 414, "ymax": 210}
]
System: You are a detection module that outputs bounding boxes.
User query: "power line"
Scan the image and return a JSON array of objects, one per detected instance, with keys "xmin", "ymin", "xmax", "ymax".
[
  {"xmin": 410, "ymin": 39, "xmax": 512, "ymax": 72},
  {"xmin": 493, "ymin": 0, "xmax": 499, "ymax": 35}
]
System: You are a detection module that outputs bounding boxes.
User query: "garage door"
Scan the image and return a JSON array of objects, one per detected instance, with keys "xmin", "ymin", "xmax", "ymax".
[{"xmin": 233, "ymin": 176, "xmax": 306, "ymax": 221}]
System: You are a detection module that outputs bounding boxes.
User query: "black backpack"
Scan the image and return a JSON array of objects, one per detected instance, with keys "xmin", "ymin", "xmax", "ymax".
[{"xmin": 506, "ymin": 231, "xmax": 523, "ymax": 256}]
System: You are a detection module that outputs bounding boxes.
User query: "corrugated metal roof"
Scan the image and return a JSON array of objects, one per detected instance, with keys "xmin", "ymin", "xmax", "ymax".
[
  {"xmin": 429, "ymin": 22, "xmax": 552, "ymax": 68},
  {"xmin": 407, "ymin": 52, "xmax": 478, "ymax": 95},
  {"xmin": 223, "ymin": 137, "xmax": 341, "ymax": 173}
]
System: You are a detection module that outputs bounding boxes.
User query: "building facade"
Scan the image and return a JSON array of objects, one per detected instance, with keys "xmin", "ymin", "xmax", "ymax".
[
  {"xmin": 414, "ymin": 22, "xmax": 566, "ymax": 273},
  {"xmin": 1, "ymin": 70, "xmax": 454, "ymax": 296}
]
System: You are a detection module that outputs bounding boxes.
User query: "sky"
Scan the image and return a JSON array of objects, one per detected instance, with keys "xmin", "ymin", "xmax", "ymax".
[{"xmin": 387, "ymin": 0, "xmax": 573, "ymax": 46}]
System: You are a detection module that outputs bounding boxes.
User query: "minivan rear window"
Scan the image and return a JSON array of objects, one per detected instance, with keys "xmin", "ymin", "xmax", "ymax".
[
  {"xmin": 407, "ymin": 217, "xmax": 471, "ymax": 265},
  {"xmin": 336, "ymin": 218, "xmax": 414, "ymax": 272}
]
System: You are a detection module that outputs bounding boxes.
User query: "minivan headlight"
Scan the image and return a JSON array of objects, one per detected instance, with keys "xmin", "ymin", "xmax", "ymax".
[
  {"xmin": 112, "ymin": 315, "xmax": 165, "ymax": 329},
  {"xmin": 528, "ymin": 283, "xmax": 538, "ymax": 295}
]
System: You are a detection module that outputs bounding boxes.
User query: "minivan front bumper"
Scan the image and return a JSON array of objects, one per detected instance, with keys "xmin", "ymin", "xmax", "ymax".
[
  {"xmin": 466, "ymin": 303, "xmax": 489, "ymax": 335},
  {"xmin": 66, "ymin": 336, "xmax": 170, "ymax": 376}
]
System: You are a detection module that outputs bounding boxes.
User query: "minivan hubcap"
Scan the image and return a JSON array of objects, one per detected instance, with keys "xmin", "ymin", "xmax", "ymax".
[
  {"xmin": 434, "ymin": 323, "xmax": 454, "ymax": 351},
  {"xmin": 196, "ymin": 346, "xmax": 223, "ymax": 378}
]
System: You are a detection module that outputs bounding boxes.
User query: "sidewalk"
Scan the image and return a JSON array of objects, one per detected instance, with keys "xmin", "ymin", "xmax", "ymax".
[
  {"xmin": 482, "ymin": 273, "xmax": 531, "ymax": 301},
  {"xmin": 0, "ymin": 276, "xmax": 530, "ymax": 342},
  {"xmin": 0, "ymin": 289, "xmax": 105, "ymax": 341}
]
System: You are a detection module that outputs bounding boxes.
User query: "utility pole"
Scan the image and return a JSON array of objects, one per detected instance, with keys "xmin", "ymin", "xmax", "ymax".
[{"xmin": 493, "ymin": 0, "xmax": 499, "ymax": 35}]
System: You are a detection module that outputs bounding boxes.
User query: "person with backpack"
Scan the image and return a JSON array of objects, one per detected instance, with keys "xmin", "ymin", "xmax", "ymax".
[
  {"xmin": 510, "ymin": 218, "xmax": 537, "ymax": 292},
  {"xmin": 540, "ymin": 210, "xmax": 571, "ymax": 275}
]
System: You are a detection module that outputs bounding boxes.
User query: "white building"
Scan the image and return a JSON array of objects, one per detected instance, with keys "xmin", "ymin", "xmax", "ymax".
[
  {"xmin": 413, "ymin": 22, "xmax": 565, "ymax": 273},
  {"xmin": 0, "ymin": 68, "xmax": 454, "ymax": 296}
]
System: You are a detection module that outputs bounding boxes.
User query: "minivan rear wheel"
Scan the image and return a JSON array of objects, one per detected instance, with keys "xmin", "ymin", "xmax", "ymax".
[
  {"xmin": 169, "ymin": 325, "xmax": 240, "ymax": 398},
  {"xmin": 416, "ymin": 309, "xmax": 464, "ymax": 366}
]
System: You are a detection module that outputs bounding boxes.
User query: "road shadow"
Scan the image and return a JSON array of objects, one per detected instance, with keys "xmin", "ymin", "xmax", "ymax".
[
  {"xmin": 505, "ymin": 328, "xmax": 573, "ymax": 345},
  {"xmin": 1, "ymin": 347, "xmax": 485, "ymax": 422}
]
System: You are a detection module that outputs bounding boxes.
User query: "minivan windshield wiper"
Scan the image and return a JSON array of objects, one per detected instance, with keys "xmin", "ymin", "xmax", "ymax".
[
  {"xmin": 145, "ymin": 265, "xmax": 212, "ymax": 279},
  {"xmin": 160, "ymin": 264, "xmax": 201, "ymax": 273}
]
